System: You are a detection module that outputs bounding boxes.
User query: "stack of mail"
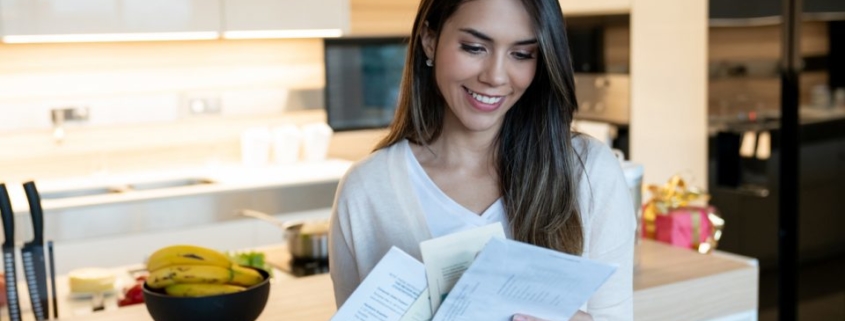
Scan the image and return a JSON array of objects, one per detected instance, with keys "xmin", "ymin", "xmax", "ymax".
[{"xmin": 331, "ymin": 223, "xmax": 616, "ymax": 321}]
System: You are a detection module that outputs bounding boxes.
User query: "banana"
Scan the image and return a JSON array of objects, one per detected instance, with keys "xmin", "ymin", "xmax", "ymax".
[
  {"xmin": 146, "ymin": 245, "xmax": 232, "ymax": 272},
  {"xmin": 164, "ymin": 284, "xmax": 246, "ymax": 297},
  {"xmin": 229, "ymin": 265, "xmax": 264, "ymax": 287},
  {"xmin": 146, "ymin": 265, "xmax": 233, "ymax": 289}
]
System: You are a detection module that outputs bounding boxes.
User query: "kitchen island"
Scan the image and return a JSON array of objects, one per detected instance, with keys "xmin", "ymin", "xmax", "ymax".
[{"xmin": 49, "ymin": 240, "xmax": 758, "ymax": 321}]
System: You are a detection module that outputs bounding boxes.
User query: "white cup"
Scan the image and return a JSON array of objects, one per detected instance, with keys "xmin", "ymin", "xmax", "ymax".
[
  {"xmin": 240, "ymin": 127, "xmax": 272, "ymax": 166},
  {"xmin": 272, "ymin": 125, "xmax": 302, "ymax": 164},
  {"xmin": 300, "ymin": 123, "xmax": 333, "ymax": 162}
]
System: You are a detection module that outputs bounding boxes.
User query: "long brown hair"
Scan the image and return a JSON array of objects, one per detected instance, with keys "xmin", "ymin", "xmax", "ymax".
[{"xmin": 375, "ymin": 0, "xmax": 584, "ymax": 255}]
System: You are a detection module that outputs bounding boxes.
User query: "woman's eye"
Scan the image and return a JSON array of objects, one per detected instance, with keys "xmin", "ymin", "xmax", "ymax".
[
  {"xmin": 513, "ymin": 51, "xmax": 535, "ymax": 60},
  {"xmin": 460, "ymin": 44, "xmax": 485, "ymax": 54}
]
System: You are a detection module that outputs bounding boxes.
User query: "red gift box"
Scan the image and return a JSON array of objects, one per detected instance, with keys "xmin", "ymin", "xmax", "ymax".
[{"xmin": 654, "ymin": 206, "xmax": 714, "ymax": 250}]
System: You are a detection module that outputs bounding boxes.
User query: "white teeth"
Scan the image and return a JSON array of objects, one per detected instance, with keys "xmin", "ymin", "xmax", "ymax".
[{"xmin": 467, "ymin": 89, "xmax": 503, "ymax": 104}]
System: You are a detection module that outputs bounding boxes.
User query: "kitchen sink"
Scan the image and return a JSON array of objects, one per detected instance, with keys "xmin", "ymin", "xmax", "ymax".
[
  {"xmin": 127, "ymin": 178, "xmax": 215, "ymax": 191},
  {"xmin": 39, "ymin": 186, "xmax": 124, "ymax": 199},
  {"xmin": 36, "ymin": 178, "xmax": 215, "ymax": 200}
]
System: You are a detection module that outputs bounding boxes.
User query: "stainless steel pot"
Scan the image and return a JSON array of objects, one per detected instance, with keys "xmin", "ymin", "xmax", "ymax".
[{"xmin": 238, "ymin": 209, "xmax": 329, "ymax": 261}]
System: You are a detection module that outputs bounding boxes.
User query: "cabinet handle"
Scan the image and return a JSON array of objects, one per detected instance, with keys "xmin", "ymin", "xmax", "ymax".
[{"xmin": 738, "ymin": 185, "xmax": 770, "ymax": 198}]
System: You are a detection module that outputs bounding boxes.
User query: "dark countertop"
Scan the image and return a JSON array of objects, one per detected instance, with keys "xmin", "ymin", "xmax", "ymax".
[{"xmin": 709, "ymin": 106, "xmax": 845, "ymax": 145}]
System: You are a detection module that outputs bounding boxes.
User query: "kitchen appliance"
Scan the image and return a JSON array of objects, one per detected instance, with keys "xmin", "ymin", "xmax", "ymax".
[
  {"xmin": 573, "ymin": 73, "xmax": 631, "ymax": 157},
  {"xmin": 285, "ymin": 259, "xmax": 329, "ymax": 277},
  {"xmin": 261, "ymin": 245, "xmax": 329, "ymax": 278},
  {"xmin": 562, "ymin": 14, "xmax": 632, "ymax": 153},
  {"xmin": 237, "ymin": 210, "xmax": 328, "ymax": 261},
  {"xmin": 565, "ymin": 14, "xmax": 630, "ymax": 73},
  {"xmin": 0, "ymin": 184, "xmax": 23, "ymax": 321},
  {"xmin": 323, "ymin": 37, "xmax": 409, "ymax": 131},
  {"xmin": 567, "ymin": 23, "xmax": 604, "ymax": 73},
  {"xmin": 22, "ymin": 182, "xmax": 49, "ymax": 321}
]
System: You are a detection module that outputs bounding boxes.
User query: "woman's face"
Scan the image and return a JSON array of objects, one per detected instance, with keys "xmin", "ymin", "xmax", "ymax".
[{"xmin": 422, "ymin": 0, "xmax": 538, "ymax": 135}]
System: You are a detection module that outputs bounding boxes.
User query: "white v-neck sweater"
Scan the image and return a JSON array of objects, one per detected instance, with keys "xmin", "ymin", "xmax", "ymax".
[
  {"xmin": 404, "ymin": 139, "xmax": 510, "ymax": 238},
  {"xmin": 329, "ymin": 136, "xmax": 635, "ymax": 320}
]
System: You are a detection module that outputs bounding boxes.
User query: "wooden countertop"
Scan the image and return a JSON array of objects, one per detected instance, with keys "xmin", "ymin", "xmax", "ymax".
[
  {"xmin": 55, "ymin": 240, "xmax": 758, "ymax": 321},
  {"xmin": 634, "ymin": 241, "xmax": 758, "ymax": 320},
  {"xmin": 56, "ymin": 276, "xmax": 336, "ymax": 321}
]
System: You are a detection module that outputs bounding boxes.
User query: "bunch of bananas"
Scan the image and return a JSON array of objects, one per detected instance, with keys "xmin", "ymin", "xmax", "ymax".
[{"xmin": 145, "ymin": 245, "xmax": 265, "ymax": 297}]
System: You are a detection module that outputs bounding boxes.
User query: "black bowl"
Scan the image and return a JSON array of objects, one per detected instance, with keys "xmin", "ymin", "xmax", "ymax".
[{"xmin": 143, "ymin": 267, "xmax": 270, "ymax": 321}]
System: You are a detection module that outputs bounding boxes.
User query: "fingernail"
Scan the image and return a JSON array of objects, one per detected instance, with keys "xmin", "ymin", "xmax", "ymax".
[{"xmin": 512, "ymin": 315, "xmax": 529, "ymax": 321}]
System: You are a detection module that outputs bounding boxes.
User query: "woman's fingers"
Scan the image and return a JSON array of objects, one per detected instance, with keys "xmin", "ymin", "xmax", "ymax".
[
  {"xmin": 570, "ymin": 311, "xmax": 594, "ymax": 321},
  {"xmin": 512, "ymin": 314, "xmax": 548, "ymax": 321},
  {"xmin": 512, "ymin": 311, "xmax": 593, "ymax": 321}
]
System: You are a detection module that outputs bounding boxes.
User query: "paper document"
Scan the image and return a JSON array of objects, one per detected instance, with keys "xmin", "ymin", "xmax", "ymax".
[
  {"xmin": 398, "ymin": 290, "xmax": 433, "ymax": 321},
  {"xmin": 420, "ymin": 223, "xmax": 506, "ymax": 313},
  {"xmin": 432, "ymin": 237, "xmax": 617, "ymax": 321},
  {"xmin": 331, "ymin": 247, "xmax": 429, "ymax": 321}
]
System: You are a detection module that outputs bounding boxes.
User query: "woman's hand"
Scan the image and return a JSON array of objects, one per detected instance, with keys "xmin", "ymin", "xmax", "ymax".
[{"xmin": 512, "ymin": 310, "xmax": 593, "ymax": 321}]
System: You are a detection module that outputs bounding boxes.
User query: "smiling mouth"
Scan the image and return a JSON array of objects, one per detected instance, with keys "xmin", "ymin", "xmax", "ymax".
[{"xmin": 463, "ymin": 87, "xmax": 504, "ymax": 105}]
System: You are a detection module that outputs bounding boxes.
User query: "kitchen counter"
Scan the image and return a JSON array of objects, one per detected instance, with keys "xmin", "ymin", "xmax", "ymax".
[
  {"xmin": 708, "ymin": 106, "xmax": 845, "ymax": 139},
  {"xmin": 634, "ymin": 240, "xmax": 758, "ymax": 320},
  {"xmin": 48, "ymin": 240, "xmax": 758, "ymax": 321},
  {"xmin": 50, "ymin": 276, "xmax": 336, "ymax": 321},
  {"xmin": 5, "ymin": 159, "xmax": 353, "ymax": 214}
]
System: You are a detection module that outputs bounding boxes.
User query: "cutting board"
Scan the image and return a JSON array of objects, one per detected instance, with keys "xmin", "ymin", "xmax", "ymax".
[{"xmin": 261, "ymin": 246, "xmax": 292, "ymax": 271}]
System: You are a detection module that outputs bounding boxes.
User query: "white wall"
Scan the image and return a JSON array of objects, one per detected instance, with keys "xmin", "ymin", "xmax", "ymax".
[{"xmin": 630, "ymin": 0, "xmax": 709, "ymax": 186}]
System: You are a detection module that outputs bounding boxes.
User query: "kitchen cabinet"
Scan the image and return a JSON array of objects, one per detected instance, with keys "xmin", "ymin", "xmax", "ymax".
[
  {"xmin": 346, "ymin": 0, "xmax": 633, "ymax": 37},
  {"xmin": 223, "ymin": 0, "xmax": 349, "ymax": 37},
  {"xmin": 0, "ymin": 0, "xmax": 220, "ymax": 38},
  {"xmin": 709, "ymin": 116, "xmax": 845, "ymax": 269},
  {"xmin": 560, "ymin": 0, "xmax": 631, "ymax": 16},
  {"xmin": 348, "ymin": 0, "xmax": 418, "ymax": 36},
  {"xmin": 0, "ymin": 0, "xmax": 633, "ymax": 41}
]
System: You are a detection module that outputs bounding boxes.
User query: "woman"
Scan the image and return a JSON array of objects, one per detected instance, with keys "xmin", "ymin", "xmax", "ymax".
[{"xmin": 329, "ymin": 0, "xmax": 635, "ymax": 320}]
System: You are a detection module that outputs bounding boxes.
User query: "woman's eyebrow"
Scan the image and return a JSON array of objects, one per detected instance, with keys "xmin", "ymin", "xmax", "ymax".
[{"xmin": 459, "ymin": 28, "xmax": 538, "ymax": 45}]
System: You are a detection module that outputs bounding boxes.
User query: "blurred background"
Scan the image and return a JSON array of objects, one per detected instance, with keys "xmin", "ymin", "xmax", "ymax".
[{"xmin": 0, "ymin": 0, "xmax": 842, "ymax": 320}]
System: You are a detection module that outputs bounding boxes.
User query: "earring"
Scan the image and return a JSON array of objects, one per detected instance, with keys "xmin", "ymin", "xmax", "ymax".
[{"xmin": 425, "ymin": 58, "xmax": 433, "ymax": 67}]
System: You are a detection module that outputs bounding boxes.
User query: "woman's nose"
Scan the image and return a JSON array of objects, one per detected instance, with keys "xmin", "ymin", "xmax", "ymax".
[{"xmin": 479, "ymin": 56, "xmax": 507, "ymax": 87}]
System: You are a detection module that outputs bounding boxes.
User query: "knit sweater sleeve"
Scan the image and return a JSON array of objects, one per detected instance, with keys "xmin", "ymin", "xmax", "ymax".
[
  {"xmin": 578, "ymin": 137, "xmax": 636, "ymax": 320},
  {"xmin": 329, "ymin": 165, "xmax": 363, "ymax": 308}
]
